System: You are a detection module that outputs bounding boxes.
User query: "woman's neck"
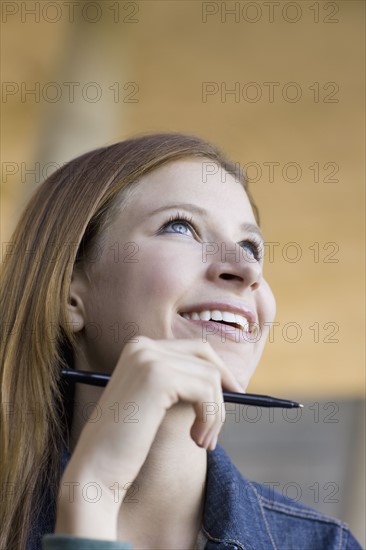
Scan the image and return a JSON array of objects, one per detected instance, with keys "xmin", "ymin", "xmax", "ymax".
[{"xmin": 117, "ymin": 404, "xmax": 207, "ymax": 549}]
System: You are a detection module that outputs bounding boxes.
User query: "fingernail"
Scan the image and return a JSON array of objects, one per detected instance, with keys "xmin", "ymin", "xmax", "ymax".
[{"xmin": 208, "ymin": 435, "xmax": 218, "ymax": 451}]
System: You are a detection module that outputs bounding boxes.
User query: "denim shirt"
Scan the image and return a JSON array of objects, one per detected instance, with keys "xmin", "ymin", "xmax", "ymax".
[{"xmin": 31, "ymin": 443, "xmax": 362, "ymax": 550}]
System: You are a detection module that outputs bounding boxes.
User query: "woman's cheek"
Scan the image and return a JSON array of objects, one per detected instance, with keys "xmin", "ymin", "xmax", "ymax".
[{"xmin": 138, "ymin": 246, "xmax": 196, "ymax": 293}]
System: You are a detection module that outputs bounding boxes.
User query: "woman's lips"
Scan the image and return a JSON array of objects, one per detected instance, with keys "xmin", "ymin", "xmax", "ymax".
[{"xmin": 178, "ymin": 301, "xmax": 256, "ymax": 326}]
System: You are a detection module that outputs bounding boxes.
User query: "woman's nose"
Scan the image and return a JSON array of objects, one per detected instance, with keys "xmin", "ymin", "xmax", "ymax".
[{"xmin": 204, "ymin": 241, "xmax": 262, "ymax": 290}]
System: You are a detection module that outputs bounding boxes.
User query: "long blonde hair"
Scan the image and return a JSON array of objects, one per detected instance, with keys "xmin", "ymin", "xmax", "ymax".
[{"xmin": 0, "ymin": 133, "xmax": 259, "ymax": 549}]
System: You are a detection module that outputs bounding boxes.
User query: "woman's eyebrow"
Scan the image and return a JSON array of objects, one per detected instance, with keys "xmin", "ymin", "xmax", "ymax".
[{"xmin": 149, "ymin": 202, "xmax": 264, "ymax": 242}]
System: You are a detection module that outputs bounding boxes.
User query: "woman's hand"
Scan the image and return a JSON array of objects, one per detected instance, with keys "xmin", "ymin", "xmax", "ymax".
[{"xmin": 55, "ymin": 336, "xmax": 243, "ymax": 538}]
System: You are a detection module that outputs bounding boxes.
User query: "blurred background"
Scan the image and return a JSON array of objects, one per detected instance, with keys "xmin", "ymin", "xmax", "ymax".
[{"xmin": 1, "ymin": 0, "xmax": 365, "ymax": 545}]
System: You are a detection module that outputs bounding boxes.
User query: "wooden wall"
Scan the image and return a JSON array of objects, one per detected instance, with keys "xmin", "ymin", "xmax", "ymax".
[{"xmin": 1, "ymin": 0, "xmax": 364, "ymax": 398}]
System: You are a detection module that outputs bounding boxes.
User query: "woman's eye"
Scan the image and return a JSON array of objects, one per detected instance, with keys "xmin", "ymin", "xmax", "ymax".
[
  {"xmin": 161, "ymin": 218, "xmax": 195, "ymax": 237},
  {"xmin": 240, "ymin": 240, "xmax": 262, "ymax": 261}
]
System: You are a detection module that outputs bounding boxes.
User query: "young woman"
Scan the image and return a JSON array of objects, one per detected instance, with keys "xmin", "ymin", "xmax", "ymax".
[{"xmin": 0, "ymin": 134, "xmax": 362, "ymax": 550}]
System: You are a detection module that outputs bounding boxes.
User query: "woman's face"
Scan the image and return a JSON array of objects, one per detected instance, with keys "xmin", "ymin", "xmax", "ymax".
[{"xmin": 75, "ymin": 158, "xmax": 276, "ymax": 390}]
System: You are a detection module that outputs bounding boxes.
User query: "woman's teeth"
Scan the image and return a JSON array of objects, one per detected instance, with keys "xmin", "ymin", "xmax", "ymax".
[{"xmin": 180, "ymin": 310, "xmax": 250, "ymax": 333}]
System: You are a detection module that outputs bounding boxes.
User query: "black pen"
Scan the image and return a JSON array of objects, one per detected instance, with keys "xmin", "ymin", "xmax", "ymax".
[{"xmin": 61, "ymin": 369, "xmax": 303, "ymax": 409}]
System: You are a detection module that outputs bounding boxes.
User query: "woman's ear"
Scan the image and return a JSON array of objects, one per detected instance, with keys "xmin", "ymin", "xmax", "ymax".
[{"xmin": 67, "ymin": 269, "xmax": 87, "ymax": 333}]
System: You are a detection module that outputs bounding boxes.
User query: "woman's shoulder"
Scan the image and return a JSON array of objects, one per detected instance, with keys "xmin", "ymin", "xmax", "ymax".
[{"xmin": 204, "ymin": 444, "xmax": 362, "ymax": 549}]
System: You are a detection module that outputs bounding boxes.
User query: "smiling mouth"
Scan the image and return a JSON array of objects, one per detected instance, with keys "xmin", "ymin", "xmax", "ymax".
[{"xmin": 179, "ymin": 311, "xmax": 250, "ymax": 333}]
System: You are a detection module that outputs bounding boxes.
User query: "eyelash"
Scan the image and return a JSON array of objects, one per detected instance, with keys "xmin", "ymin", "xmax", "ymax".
[
  {"xmin": 163, "ymin": 211, "xmax": 196, "ymax": 232},
  {"xmin": 160, "ymin": 211, "xmax": 263, "ymax": 261},
  {"xmin": 244, "ymin": 239, "xmax": 263, "ymax": 262}
]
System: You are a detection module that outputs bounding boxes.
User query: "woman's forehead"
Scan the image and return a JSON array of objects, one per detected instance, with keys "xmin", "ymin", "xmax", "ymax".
[{"xmin": 122, "ymin": 159, "xmax": 254, "ymax": 217}]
